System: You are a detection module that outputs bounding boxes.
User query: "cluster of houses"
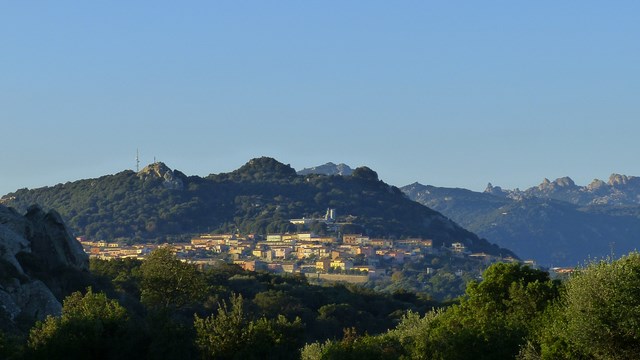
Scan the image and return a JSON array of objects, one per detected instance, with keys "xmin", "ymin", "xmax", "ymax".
[{"xmin": 79, "ymin": 230, "xmax": 530, "ymax": 282}]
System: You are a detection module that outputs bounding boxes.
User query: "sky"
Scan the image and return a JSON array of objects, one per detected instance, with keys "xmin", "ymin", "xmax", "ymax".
[{"xmin": 1, "ymin": 1, "xmax": 639, "ymax": 196}]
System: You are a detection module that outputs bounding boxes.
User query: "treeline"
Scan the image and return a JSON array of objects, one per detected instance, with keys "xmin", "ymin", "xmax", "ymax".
[
  {"xmin": 302, "ymin": 252, "xmax": 640, "ymax": 360},
  {"xmin": 0, "ymin": 248, "xmax": 434, "ymax": 360},
  {"xmin": 3, "ymin": 158, "xmax": 507, "ymax": 255},
  {"xmin": 3, "ymin": 250, "xmax": 640, "ymax": 359}
]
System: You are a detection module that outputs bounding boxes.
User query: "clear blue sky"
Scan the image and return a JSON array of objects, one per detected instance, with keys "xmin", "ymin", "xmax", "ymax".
[{"xmin": 2, "ymin": 2, "xmax": 639, "ymax": 196}]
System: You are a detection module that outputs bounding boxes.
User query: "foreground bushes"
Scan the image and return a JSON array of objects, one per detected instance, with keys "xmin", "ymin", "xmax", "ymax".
[{"xmin": 304, "ymin": 253, "xmax": 640, "ymax": 360}]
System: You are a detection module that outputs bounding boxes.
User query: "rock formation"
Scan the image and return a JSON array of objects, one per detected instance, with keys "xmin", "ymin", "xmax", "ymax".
[
  {"xmin": 137, "ymin": 162, "xmax": 185, "ymax": 190},
  {"xmin": 0, "ymin": 205, "xmax": 89, "ymax": 333}
]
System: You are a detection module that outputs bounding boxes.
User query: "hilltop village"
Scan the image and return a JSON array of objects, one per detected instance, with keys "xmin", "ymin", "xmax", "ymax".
[{"xmin": 79, "ymin": 209, "xmax": 535, "ymax": 283}]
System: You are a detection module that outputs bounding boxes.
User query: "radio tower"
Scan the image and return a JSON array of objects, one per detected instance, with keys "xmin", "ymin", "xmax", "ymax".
[{"xmin": 136, "ymin": 149, "xmax": 140, "ymax": 172}]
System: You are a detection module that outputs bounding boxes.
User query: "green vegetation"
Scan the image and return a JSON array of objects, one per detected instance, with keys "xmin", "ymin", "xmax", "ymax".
[
  {"xmin": 26, "ymin": 288, "xmax": 144, "ymax": 360},
  {"xmin": 194, "ymin": 293, "xmax": 305, "ymax": 360},
  {"xmin": 302, "ymin": 252, "xmax": 640, "ymax": 360},
  {"xmin": 366, "ymin": 253, "xmax": 486, "ymax": 301},
  {"xmin": 3, "ymin": 157, "xmax": 507, "ymax": 255},
  {"xmin": 302, "ymin": 262, "xmax": 560, "ymax": 359},
  {"xmin": 522, "ymin": 252, "xmax": 640, "ymax": 359},
  {"xmin": 4, "ymin": 248, "xmax": 640, "ymax": 359},
  {"xmin": 139, "ymin": 247, "xmax": 208, "ymax": 310},
  {"xmin": 0, "ymin": 248, "xmax": 434, "ymax": 359}
]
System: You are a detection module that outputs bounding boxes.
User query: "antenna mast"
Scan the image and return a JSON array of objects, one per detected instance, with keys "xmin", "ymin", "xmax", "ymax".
[{"xmin": 136, "ymin": 149, "xmax": 140, "ymax": 172}]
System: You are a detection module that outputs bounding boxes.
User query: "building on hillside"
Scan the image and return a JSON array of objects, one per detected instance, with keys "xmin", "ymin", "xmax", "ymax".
[
  {"xmin": 270, "ymin": 246, "xmax": 293, "ymax": 259},
  {"xmin": 342, "ymin": 234, "xmax": 369, "ymax": 245},
  {"xmin": 450, "ymin": 242, "xmax": 470, "ymax": 256},
  {"xmin": 290, "ymin": 208, "xmax": 336, "ymax": 226},
  {"xmin": 281, "ymin": 262, "xmax": 299, "ymax": 273},
  {"xmin": 369, "ymin": 238, "xmax": 393, "ymax": 248},
  {"xmin": 352, "ymin": 265, "xmax": 379, "ymax": 278},
  {"xmin": 316, "ymin": 258, "xmax": 332, "ymax": 272},
  {"xmin": 356, "ymin": 246, "xmax": 374, "ymax": 257},
  {"xmin": 330, "ymin": 258, "xmax": 354, "ymax": 271},
  {"xmin": 266, "ymin": 234, "xmax": 283, "ymax": 242},
  {"xmin": 233, "ymin": 260, "xmax": 266, "ymax": 272}
]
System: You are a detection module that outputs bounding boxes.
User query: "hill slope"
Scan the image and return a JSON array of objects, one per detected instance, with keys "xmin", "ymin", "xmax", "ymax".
[{"xmin": 1, "ymin": 158, "xmax": 511, "ymax": 256}]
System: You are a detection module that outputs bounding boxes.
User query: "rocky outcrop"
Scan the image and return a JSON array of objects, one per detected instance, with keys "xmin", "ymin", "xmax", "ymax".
[
  {"xmin": 137, "ymin": 162, "xmax": 185, "ymax": 190},
  {"xmin": 0, "ymin": 205, "xmax": 89, "ymax": 331}
]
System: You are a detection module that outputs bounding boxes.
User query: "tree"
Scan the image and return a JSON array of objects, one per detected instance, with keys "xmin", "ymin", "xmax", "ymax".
[
  {"xmin": 524, "ymin": 252, "xmax": 640, "ymax": 360},
  {"xmin": 194, "ymin": 293, "xmax": 304, "ymax": 360},
  {"xmin": 26, "ymin": 288, "xmax": 141, "ymax": 360},
  {"xmin": 373, "ymin": 263, "xmax": 560, "ymax": 360},
  {"xmin": 194, "ymin": 293, "xmax": 247, "ymax": 359},
  {"xmin": 140, "ymin": 247, "xmax": 208, "ymax": 310}
]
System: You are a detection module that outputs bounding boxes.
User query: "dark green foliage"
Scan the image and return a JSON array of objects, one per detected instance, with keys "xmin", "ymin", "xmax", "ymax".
[
  {"xmin": 90, "ymin": 257, "xmax": 142, "ymax": 296},
  {"xmin": 3, "ymin": 158, "xmax": 511, "ymax": 255},
  {"xmin": 140, "ymin": 247, "xmax": 208, "ymax": 310},
  {"xmin": 86, "ymin": 250, "xmax": 431, "ymax": 356},
  {"xmin": 194, "ymin": 293, "xmax": 305, "ymax": 360},
  {"xmin": 350, "ymin": 166, "xmax": 379, "ymax": 182},
  {"xmin": 301, "ymin": 329, "xmax": 405, "ymax": 360},
  {"xmin": 25, "ymin": 288, "xmax": 145, "ymax": 360},
  {"xmin": 0, "ymin": 330, "xmax": 20, "ymax": 360},
  {"xmin": 304, "ymin": 262, "xmax": 561, "ymax": 360},
  {"xmin": 524, "ymin": 252, "xmax": 640, "ymax": 359},
  {"xmin": 369, "ymin": 253, "xmax": 486, "ymax": 302}
]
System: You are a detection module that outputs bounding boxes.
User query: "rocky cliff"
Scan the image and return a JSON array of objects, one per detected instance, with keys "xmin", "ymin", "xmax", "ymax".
[{"xmin": 0, "ymin": 205, "xmax": 89, "ymax": 333}]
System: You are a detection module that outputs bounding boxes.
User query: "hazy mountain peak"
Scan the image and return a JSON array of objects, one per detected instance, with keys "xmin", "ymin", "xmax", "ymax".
[
  {"xmin": 607, "ymin": 173, "xmax": 640, "ymax": 187},
  {"xmin": 537, "ymin": 176, "xmax": 575, "ymax": 191},
  {"xmin": 554, "ymin": 176, "xmax": 576, "ymax": 187},
  {"xmin": 297, "ymin": 162, "xmax": 354, "ymax": 176},
  {"xmin": 484, "ymin": 182, "xmax": 508, "ymax": 196},
  {"xmin": 587, "ymin": 178, "xmax": 608, "ymax": 191}
]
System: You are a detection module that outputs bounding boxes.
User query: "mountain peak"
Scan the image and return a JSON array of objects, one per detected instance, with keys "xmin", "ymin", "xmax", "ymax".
[
  {"xmin": 232, "ymin": 157, "xmax": 297, "ymax": 181},
  {"xmin": 538, "ymin": 176, "xmax": 575, "ymax": 190},
  {"xmin": 297, "ymin": 162, "xmax": 354, "ymax": 176},
  {"xmin": 607, "ymin": 173, "xmax": 640, "ymax": 187},
  {"xmin": 137, "ymin": 162, "xmax": 184, "ymax": 190},
  {"xmin": 554, "ymin": 176, "xmax": 576, "ymax": 187},
  {"xmin": 587, "ymin": 178, "xmax": 608, "ymax": 191},
  {"xmin": 484, "ymin": 182, "xmax": 507, "ymax": 196},
  {"xmin": 351, "ymin": 166, "xmax": 379, "ymax": 182},
  {"xmin": 138, "ymin": 162, "xmax": 172, "ymax": 177}
]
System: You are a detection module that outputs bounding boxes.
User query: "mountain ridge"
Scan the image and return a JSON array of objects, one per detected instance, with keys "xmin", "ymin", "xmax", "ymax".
[
  {"xmin": 1, "ymin": 158, "xmax": 512, "ymax": 257},
  {"xmin": 402, "ymin": 180, "xmax": 640, "ymax": 266},
  {"xmin": 484, "ymin": 174, "xmax": 640, "ymax": 206}
]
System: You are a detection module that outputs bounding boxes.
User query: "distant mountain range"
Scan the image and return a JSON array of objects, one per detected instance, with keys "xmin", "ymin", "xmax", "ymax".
[
  {"xmin": 298, "ymin": 163, "xmax": 640, "ymax": 266},
  {"xmin": 402, "ymin": 176, "xmax": 640, "ymax": 266},
  {"xmin": 0, "ymin": 158, "xmax": 510, "ymax": 256},
  {"xmin": 485, "ymin": 174, "xmax": 640, "ymax": 206}
]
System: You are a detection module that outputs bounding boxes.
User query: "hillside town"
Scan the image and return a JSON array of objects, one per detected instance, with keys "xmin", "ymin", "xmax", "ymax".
[{"xmin": 79, "ymin": 231, "xmax": 542, "ymax": 283}]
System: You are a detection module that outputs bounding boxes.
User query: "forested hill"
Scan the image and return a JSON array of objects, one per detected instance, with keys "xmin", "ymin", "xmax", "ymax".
[{"xmin": 1, "ymin": 157, "xmax": 511, "ymax": 256}]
